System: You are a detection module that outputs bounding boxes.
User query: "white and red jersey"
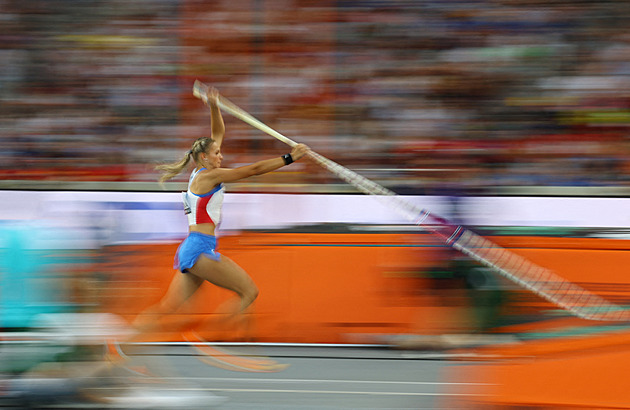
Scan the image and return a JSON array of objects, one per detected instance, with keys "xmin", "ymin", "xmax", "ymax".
[{"xmin": 182, "ymin": 168, "xmax": 225, "ymax": 227}]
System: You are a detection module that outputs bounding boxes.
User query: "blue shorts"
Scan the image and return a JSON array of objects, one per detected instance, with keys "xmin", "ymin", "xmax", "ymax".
[{"xmin": 174, "ymin": 232, "xmax": 221, "ymax": 273}]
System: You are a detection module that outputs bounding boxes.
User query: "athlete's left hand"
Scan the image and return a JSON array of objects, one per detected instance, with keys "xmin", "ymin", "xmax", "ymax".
[{"xmin": 290, "ymin": 143, "xmax": 310, "ymax": 161}]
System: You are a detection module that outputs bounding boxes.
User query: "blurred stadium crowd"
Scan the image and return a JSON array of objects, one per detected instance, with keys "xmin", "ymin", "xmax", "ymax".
[{"xmin": 2, "ymin": 0, "xmax": 630, "ymax": 193}]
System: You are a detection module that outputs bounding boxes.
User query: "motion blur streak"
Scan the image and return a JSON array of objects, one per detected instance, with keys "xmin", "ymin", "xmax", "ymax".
[{"xmin": 2, "ymin": 1, "xmax": 630, "ymax": 409}]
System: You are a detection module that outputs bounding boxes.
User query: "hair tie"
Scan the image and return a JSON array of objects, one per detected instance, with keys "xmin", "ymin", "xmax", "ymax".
[{"xmin": 187, "ymin": 149, "xmax": 193, "ymax": 156}]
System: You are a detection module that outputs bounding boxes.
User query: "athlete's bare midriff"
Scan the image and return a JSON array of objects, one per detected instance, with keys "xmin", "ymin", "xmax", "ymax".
[{"xmin": 189, "ymin": 223, "xmax": 216, "ymax": 236}]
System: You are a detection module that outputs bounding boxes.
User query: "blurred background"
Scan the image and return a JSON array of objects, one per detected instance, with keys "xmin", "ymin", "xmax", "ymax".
[
  {"xmin": 2, "ymin": 0, "xmax": 630, "ymax": 193},
  {"xmin": 3, "ymin": 1, "xmax": 630, "ymax": 408}
]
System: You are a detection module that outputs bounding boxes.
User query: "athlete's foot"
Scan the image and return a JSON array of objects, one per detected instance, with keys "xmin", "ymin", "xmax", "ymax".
[
  {"xmin": 103, "ymin": 339, "xmax": 155, "ymax": 377},
  {"xmin": 104, "ymin": 339, "xmax": 128, "ymax": 365},
  {"xmin": 182, "ymin": 330, "xmax": 289, "ymax": 373}
]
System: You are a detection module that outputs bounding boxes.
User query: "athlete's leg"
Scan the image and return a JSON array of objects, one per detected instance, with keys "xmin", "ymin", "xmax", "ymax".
[
  {"xmin": 162, "ymin": 270, "xmax": 205, "ymax": 311},
  {"xmin": 133, "ymin": 271, "xmax": 205, "ymax": 333},
  {"xmin": 187, "ymin": 254, "xmax": 259, "ymax": 314}
]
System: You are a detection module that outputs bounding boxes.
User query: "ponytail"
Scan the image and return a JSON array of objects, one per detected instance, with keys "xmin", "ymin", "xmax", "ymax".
[
  {"xmin": 155, "ymin": 137, "xmax": 215, "ymax": 183},
  {"xmin": 155, "ymin": 151, "xmax": 193, "ymax": 183}
]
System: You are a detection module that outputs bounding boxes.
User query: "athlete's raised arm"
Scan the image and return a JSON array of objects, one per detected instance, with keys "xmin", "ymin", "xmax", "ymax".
[{"xmin": 203, "ymin": 87, "xmax": 225, "ymax": 148}]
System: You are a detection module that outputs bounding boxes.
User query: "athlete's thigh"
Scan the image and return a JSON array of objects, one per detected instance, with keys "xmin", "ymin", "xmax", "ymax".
[
  {"xmin": 188, "ymin": 254, "xmax": 255, "ymax": 295},
  {"xmin": 160, "ymin": 269, "xmax": 205, "ymax": 311}
]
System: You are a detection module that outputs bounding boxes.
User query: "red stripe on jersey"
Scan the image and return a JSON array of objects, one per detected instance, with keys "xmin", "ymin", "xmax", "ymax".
[{"xmin": 195, "ymin": 194, "xmax": 215, "ymax": 225}]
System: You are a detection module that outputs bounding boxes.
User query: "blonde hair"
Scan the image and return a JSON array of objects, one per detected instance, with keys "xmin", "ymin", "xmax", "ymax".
[{"xmin": 156, "ymin": 137, "xmax": 215, "ymax": 183}]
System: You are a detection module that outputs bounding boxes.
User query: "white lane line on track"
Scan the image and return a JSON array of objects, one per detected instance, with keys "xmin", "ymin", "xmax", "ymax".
[
  {"xmin": 204, "ymin": 388, "xmax": 482, "ymax": 396},
  {"xmin": 91, "ymin": 387, "xmax": 483, "ymax": 397},
  {"xmin": 155, "ymin": 377, "xmax": 490, "ymax": 386}
]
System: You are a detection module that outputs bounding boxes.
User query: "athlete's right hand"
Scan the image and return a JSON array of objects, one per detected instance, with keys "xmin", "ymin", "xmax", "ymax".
[{"xmin": 202, "ymin": 86, "xmax": 219, "ymax": 106}]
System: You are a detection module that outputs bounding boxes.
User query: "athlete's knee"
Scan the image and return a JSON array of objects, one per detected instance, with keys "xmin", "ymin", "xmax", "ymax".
[
  {"xmin": 246, "ymin": 283, "xmax": 259, "ymax": 302},
  {"xmin": 241, "ymin": 282, "xmax": 259, "ymax": 308}
]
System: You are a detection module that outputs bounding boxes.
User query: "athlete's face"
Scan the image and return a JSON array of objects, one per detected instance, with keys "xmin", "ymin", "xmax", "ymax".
[{"xmin": 203, "ymin": 142, "xmax": 223, "ymax": 168}]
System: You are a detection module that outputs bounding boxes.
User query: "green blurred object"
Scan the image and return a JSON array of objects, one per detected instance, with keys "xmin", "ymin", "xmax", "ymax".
[{"xmin": 0, "ymin": 224, "xmax": 74, "ymax": 328}]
